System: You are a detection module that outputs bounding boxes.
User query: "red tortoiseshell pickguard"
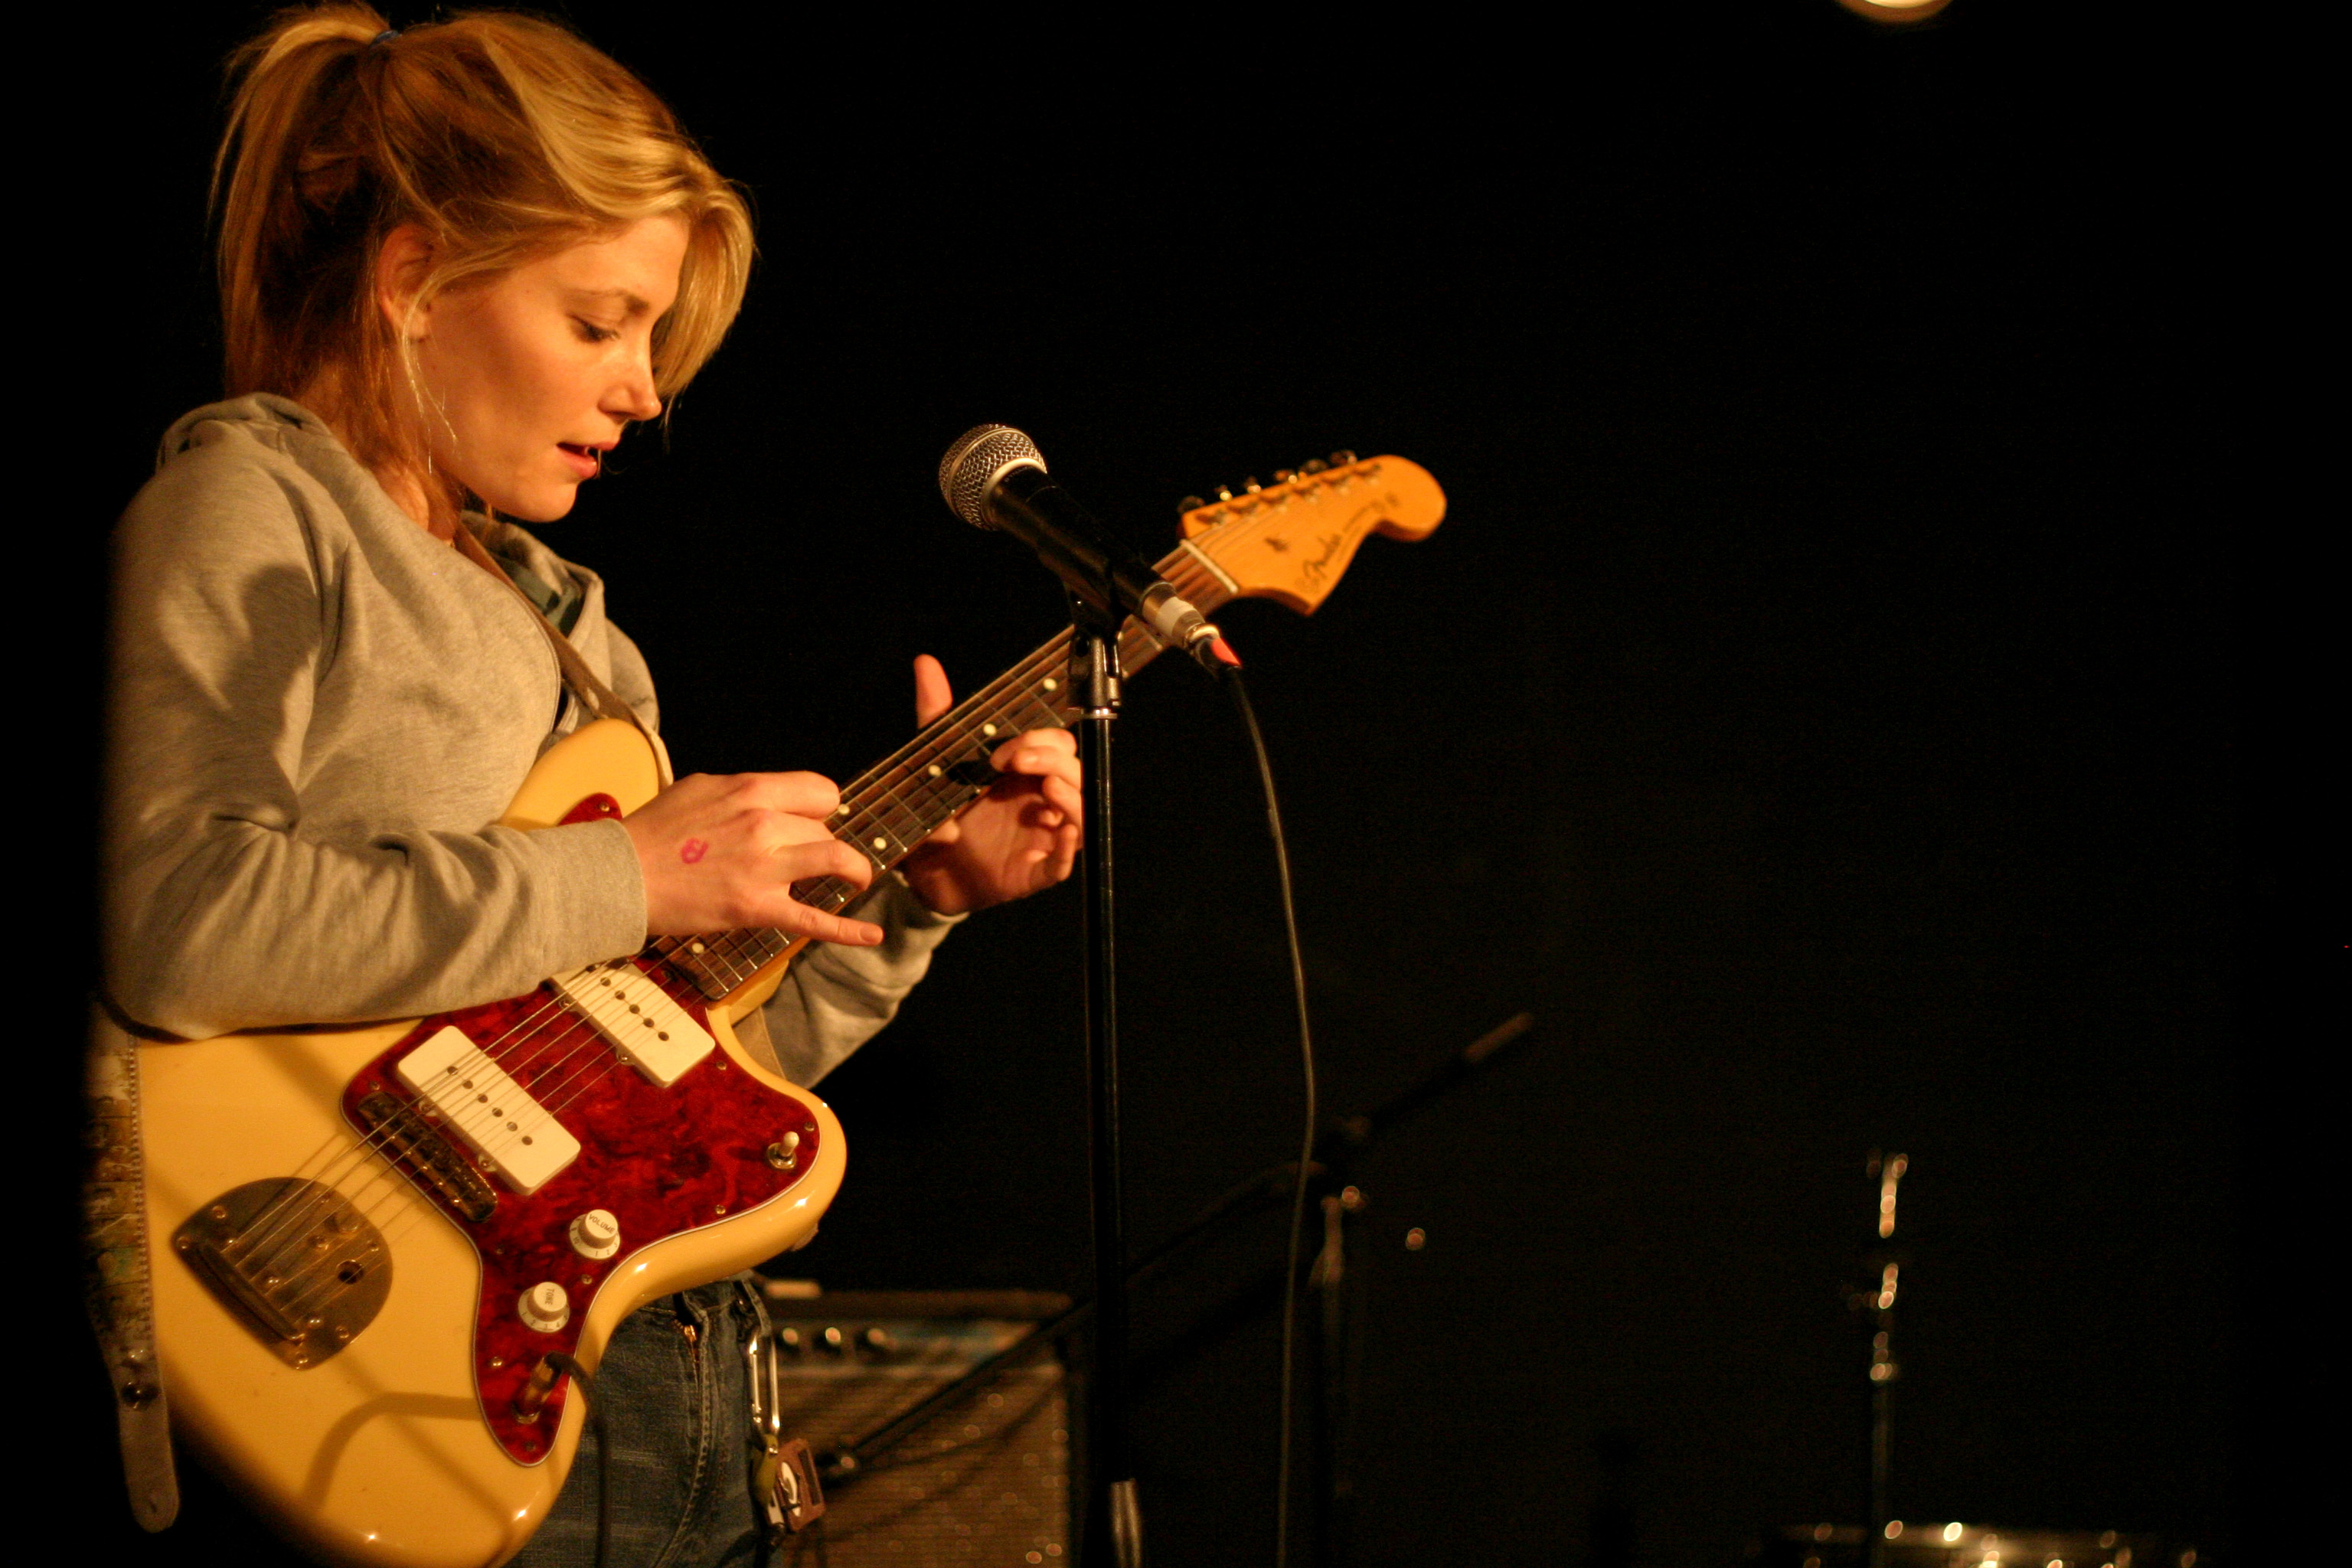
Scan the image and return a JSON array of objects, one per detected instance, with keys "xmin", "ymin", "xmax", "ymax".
[{"xmin": 335, "ymin": 792, "xmax": 820, "ymax": 1463}]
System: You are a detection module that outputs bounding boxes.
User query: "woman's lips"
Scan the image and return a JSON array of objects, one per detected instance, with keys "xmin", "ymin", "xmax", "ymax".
[{"xmin": 557, "ymin": 443, "xmax": 600, "ymax": 479}]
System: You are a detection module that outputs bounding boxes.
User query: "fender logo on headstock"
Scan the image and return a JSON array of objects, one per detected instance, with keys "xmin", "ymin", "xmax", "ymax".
[{"xmin": 1178, "ymin": 460, "xmax": 1446, "ymax": 617}]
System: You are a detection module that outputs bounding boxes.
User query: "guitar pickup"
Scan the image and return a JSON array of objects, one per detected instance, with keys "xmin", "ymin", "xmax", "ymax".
[
  {"xmin": 394, "ymin": 1027, "xmax": 581, "ymax": 1195},
  {"xmin": 550, "ymin": 961, "xmax": 717, "ymax": 1087}
]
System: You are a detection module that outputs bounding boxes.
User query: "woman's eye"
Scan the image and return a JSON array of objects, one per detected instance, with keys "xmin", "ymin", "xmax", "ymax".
[{"xmin": 574, "ymin": 318, "xmax": 619, "ymax": 343}]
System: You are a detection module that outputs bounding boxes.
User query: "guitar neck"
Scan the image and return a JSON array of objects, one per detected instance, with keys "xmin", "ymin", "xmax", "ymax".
[{"xmin": 655, "ymin": 541, "xmax": 1237, "ymax": 999}]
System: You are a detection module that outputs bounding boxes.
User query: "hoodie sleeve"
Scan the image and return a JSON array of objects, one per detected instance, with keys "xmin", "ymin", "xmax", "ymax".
[{"xmin": 103, "ymin": 425, "xmax": 647, "ymax": 1038}]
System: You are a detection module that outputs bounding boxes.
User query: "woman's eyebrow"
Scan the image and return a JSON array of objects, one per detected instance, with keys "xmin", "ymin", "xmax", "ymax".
[{"xmin": 567, "ymin": 286, "xmax": 652, "ymax": 315}]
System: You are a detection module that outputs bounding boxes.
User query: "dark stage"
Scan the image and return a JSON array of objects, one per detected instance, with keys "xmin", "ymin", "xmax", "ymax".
[{"xmin": 53, "ymin": 5, "xmax": 2258, "ymax": 1564}]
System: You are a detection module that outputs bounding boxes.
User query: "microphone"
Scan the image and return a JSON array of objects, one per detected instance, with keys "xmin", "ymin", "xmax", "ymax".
[{"xmin": 939, "ymin": 425, "xmax": 1234, "ymax": 675}]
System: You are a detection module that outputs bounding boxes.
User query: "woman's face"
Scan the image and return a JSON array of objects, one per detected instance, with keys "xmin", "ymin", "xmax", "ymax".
[{"xmin": 410, "ymin": 217, "xmax": 688, "ymax": 522}]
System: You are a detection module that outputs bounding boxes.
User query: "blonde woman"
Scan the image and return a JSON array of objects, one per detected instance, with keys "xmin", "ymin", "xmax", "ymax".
[{"xmin": 107, "ymin": 7, "xmax": 1079, "ymax": 1563}]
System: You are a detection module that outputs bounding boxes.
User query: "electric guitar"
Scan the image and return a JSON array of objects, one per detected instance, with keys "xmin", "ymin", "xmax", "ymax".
[{"xmin": 108, "ymin": 453, "xmax": 1446, "ymax": 1567}]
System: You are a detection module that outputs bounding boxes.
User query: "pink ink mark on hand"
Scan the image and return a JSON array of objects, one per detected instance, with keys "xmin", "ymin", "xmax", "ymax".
[{"xmin": 679, "ymin": 838, "xmax": 709, "ymax": 864}]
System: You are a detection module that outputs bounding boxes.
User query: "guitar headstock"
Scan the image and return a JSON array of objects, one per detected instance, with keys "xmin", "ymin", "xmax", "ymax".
[{"xmin": 1174, "ymin": 453, "xmax": 1446, "ymax": 616}]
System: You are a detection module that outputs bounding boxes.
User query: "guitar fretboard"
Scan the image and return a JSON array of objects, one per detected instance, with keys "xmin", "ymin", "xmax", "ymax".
[{"xmin": 653, "ymin": 539, "xmax": 1240, "ymax": 1001}]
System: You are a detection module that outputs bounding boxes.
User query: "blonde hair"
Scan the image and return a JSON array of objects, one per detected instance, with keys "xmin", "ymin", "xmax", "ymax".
[{"xmin": 214, "ymin": 5, "xmax": 751, "ymax": 524}]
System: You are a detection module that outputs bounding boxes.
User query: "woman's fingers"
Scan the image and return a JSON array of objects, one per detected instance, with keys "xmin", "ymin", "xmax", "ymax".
[
  {"xmin": 990, "ymin": 731, "xmax": 1084, "ymax": 830},
  {"xmin": 753, "ymin": 888, "xmax": 884, "ymax": 948},
  {"xmin": 913, "ymin": 654, "xmax": 954, "ymax": 727},
  {"xmin": 625, "ymin": 769, "xmax": 880, "ymax": 942}
]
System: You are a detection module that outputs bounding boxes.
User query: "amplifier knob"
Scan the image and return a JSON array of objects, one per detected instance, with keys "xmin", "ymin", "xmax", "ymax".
[
  {"xmin": 519, "ymin": 1282, "xmax": 570, "ymax": 1334},
  {"xmin": 569, "ymin": 1209, "xmax": 622, "ymax": 1259}
]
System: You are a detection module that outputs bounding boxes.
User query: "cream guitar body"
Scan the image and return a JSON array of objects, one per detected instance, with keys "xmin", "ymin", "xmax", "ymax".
[{"xmin": 127, "ymin": 717, "xmax": 842, "ymax": 1568}]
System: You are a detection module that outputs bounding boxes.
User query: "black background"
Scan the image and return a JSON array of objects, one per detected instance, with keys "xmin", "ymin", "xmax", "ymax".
[{"xmin": 51, "ymin": 4, "xmax": 2267, "ymax": 1565}]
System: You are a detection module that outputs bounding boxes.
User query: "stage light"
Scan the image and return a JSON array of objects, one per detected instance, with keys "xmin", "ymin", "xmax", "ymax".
[{"xmin": 1835, "ymin": 0, "xmax": 1954, "ymax": 21}]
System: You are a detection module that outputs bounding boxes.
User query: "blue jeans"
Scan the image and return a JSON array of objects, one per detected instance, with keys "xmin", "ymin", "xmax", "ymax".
[{"xmin": 510, "ymin": 1276, "xmax": 769, "ymax": 1568}]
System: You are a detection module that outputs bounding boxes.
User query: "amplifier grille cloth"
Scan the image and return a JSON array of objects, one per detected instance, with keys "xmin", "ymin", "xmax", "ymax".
[{"xmin": 766, "ymin": 1303, "xmax": 1070, "ymax": 1566}]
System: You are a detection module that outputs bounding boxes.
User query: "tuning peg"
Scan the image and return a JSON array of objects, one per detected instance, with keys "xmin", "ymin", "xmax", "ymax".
[
  {"xmin": 1299, "ymin": 458, "xmax": 1328, "ymax": 475},
  {"xmin": 1214, "ymin": 485, "xmax": 1234, "ymax": 501},
  {"xmin": 1329, "ymin": 449, "xmax": 1357, "ymax": 466},
  {"xmin": 1243, "ymin": 477, "xmax": 1263, "ymax": 493},
  {"xmin": 1178, "ymin": 495, "xmax": 1204, "ymax": 513},
  {"xmin": 1272, "ymin": 469, "xmax": 1296, "ymax": 485}
]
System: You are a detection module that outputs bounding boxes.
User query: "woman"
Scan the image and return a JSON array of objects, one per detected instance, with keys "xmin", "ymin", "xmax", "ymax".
[{"xmin": 106, "ymin": 6, "xmax": 1079, "ymax": 1563}]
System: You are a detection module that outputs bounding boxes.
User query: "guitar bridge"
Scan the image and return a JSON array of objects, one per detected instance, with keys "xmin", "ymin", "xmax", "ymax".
[
  {"xmin": 352, "ymin": 1090, "xmax": 498, "ymax": 1223},
  {"xmin": 174, "ymin": 1178, "xmax": 390, "ymax": 1368}
]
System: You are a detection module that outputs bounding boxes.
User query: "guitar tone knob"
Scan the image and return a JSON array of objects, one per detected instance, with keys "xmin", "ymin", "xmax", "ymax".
[
  {"xmin": 569, "ymin": 1208, "xmax": 621, "ymax": 1259},
  {"xmin": 518, "ymin": 1282, "xmax": 570, "ymax": 1334}
]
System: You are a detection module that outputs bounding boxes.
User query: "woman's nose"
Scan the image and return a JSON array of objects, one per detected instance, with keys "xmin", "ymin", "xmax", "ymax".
[{"xmin": 609, "ymin": 353, "xmax": 661, "ymax": 423}]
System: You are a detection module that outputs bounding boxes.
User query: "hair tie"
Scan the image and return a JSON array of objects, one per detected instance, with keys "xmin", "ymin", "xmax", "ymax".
[{"xmin": 369, "ymin": 29, "xmax": 400, "ymax": 48}]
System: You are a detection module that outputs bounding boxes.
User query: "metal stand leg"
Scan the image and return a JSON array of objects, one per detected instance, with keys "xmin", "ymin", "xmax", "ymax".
[{"xmin": 1073, "ymin": 616, "xmax": 1140, "ymax": 1568}]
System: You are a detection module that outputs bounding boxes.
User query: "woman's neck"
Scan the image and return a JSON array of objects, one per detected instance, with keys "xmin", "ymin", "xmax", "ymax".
[{"xmin": 291, "ymin": 373, "xmax": 458, "ymax": 544}]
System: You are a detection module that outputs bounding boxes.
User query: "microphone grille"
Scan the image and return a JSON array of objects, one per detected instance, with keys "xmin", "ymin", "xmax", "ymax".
[{"xmin": 939, "ymin": 424, "xmax": 1046, "ymax": 529}]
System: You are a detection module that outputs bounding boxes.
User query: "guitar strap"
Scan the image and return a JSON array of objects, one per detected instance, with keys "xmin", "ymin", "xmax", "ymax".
[
  {"xmin": 452, "ymin": 519, "xmax": 675, "ymax": 788},
  {"xmin": 84, "ymin": 1009, "xmax": 179, "ymax": 1532}
]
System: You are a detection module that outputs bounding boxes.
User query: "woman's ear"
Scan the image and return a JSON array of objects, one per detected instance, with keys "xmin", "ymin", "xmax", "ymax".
[{"xmin": 374, "ymin": 225, "xmax": 438, "ymax": 341}]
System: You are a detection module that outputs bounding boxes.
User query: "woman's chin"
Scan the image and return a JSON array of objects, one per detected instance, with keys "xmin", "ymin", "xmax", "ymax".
[{"xmin": 485, "ymin": 484, "xmax": 580, "ymax": 524}]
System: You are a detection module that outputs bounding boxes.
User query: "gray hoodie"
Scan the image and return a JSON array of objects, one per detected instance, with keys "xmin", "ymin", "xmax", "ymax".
[{"xmin": 105, "ymin": 394, "xmax": 952, "ymax": 1083}]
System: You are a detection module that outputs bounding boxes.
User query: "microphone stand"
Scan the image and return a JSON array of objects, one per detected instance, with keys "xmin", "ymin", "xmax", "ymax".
[{"xmin": 1069, "ymin": 593, "xmax": 1142, "ymax": 1568}]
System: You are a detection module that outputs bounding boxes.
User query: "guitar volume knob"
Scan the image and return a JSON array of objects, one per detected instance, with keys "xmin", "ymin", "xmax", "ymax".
[
  {"xmin": 518, "ymin": 1282, "xmax": 570, "ymax": 1334},
  {"xmin": 568, "ymin": 1208, "xmax": 621, "ymax": 1259}
]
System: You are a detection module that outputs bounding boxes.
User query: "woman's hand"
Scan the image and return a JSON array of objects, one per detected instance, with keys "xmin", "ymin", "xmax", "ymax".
[
  {"xmin": 622, "ymin": 771, "xmax": 885, "ymax": 945},
  {"xmin": 898, "ymin": 655, "xmax": 1083, "ymax": 916}
]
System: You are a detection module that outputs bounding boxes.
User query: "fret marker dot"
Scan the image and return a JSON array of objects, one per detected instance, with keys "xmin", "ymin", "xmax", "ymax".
[
  {"xmin": 689, "ymin": 941, "xmax": 704, "ymax": 953},
  {"xmin": 927, "ymin": 764, "xmax": 942, "ymax": 777},
  {"xmin": 983, "ymin": 724, "xmax": 998, "ymax": 737},
  {"xmin": 1042, "ymin": 677, "xmax": 1058, "ymax": 692},
  {"xmin": 872, "ymin": 835, "xmax": 888, "ymax": 850}
]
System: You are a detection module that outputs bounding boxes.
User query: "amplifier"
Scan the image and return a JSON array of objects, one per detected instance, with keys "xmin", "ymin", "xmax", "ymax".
[{"xmin": 760, "ymin": 1285, "xmax": 1075, "ymax": 1567}]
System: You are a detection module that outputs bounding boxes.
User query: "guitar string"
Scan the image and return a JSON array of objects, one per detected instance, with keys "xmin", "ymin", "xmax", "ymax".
[
  {"xmin": 228, "ymin": 981, "xmax": 631, "ymax": 1286},
  {"xmin": 228, "ymin": 998, "xmax": 609, "ymax": 1287},
  {"xmin": 651, "ymin": 511, "xmax": 1259, "ymax": 979},
  {"xmin": 661, "ymin": 537, "xmax": 1227, "ymax": 980},
  {"xmin": 230, "ymin": 507, "xmax": 1301, "ymax": 1315},
  {"xmin": 246, "ymin": 998, "xmax": 635, "ymax": 1321},
  {"xmin": 224, "ymin": 990, "xmax": 588, "ymax": 1269},
  {"xmin": 243, "ymin": 668, "xmax": 1089, "ymax": 1318},
  {"xmin": 253, "ymin": 950, "xmax": 705, "ymax": 1276},
  {"xmin": 508, "ymin": 668, "xmax": 1085, "ymax": 1129},
  {"xmin": 226, "ymin": 557, "xmax": 1226, "ymax": 1311}
]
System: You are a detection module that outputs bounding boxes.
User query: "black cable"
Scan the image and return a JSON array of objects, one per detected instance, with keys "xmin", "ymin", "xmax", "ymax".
[
  {"xmin": 1223, "ymin": 668, "xmax": 1316, "ymax": 1568},
  {"xmin": 544, "ymin": 1353, "xmax": 609, "ymax": 1568}
]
